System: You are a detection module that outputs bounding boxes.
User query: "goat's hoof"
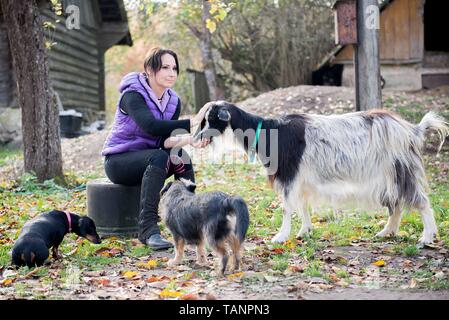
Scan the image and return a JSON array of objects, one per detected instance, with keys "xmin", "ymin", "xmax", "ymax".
[
  {"xmin": 296, "ymin": 229, "xmax": 311, "ymax": 240},
  {"xmin": 167, "ymin": 259, "xmax": 180, "ymax": 267},
  {"xmin": 418, "ymin": 234, "xmax": 436, "ymax": 247},
  {"xmin": 271, "ymin": 233, "xmax": 289, "ymax": 243},
  {"xmin": 375, "ymin": 229, "xmax": 396, "ymax": 238}
]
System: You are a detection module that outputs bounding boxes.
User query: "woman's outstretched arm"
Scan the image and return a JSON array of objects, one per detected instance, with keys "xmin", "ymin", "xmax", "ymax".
[{"xmin": 120, "ymin": 91, "xmax": 190, "ymax": 137}]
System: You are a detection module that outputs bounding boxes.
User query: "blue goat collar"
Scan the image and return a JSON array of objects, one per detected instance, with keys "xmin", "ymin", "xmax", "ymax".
[{"xmin": 249, "ymin": 120, "xmax": 263, "ymax": 163}]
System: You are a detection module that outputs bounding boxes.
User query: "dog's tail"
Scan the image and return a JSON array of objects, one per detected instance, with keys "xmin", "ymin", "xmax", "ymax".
[
  {"xmin": 12, "ymin": 240, "xmax": 49, "ymax": 267},
  {"xmin": 223, "ymin": 196, "xmax": 250, "ymax": 243}
]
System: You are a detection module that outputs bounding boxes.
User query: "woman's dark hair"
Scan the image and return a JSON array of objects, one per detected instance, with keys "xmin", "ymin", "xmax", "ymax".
[{"xmin": 144, "ymin": 47, "xmax": 179, "ymax": 75}]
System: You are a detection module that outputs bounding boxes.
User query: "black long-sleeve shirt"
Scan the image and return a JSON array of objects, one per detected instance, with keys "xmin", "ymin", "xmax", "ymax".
[{"xmin": 120, "ymin": 91, "xmax": 191, "ymax": 145}]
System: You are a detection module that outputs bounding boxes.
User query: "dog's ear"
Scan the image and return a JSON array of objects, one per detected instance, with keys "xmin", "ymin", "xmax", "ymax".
[
  {"xmin": 78, "ymin": 217, "xmax": 101, "ymax": 244},
  {"xmin": 179, "ymin": 178, "xmax": 196, "ymax": 193},
  {"xmin": 218, "ymin": 109, "xmax": 231, "ymax": 122},
  {"xmin": 160, "ymin": 181, "xmax": 173, "ymax": 196}
]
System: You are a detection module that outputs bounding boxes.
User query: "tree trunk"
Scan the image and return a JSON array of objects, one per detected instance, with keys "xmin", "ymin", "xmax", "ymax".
[
  {"xmin": 201, "ymin": 0, "xmax": 224, "ymax": 100},
  {"xmin": 1, "ymin": 0, "xmax": 63, "ymax": 182},
  {"xmin": 355, "ymin": 0, "xmax": 382, "ymax": 111}
]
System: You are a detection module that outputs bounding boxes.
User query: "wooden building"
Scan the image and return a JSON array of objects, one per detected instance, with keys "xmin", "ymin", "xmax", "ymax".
[
  {"xmin": 315, "ymin": 0, "xmax": 449, "ymax": 91},
  {"xmin": 0, "ymin": 0, "xmax": 132, "ymax": 122}
]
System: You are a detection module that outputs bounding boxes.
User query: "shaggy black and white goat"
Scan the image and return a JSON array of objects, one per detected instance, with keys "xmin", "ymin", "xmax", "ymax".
[{"xmin": 194, "ymin": 101, "xmax": 449, "ymax": 245}]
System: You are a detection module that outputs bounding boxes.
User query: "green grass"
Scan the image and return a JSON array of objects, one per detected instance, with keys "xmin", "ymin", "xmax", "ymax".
[
  {"xmin": 403, "ymin": 245, "xmax": 420, "ymax": 257},
  {"xmin": 130, "ymin": 245, "xmax": 154, "ymax": 257},
  {"xmin": 335, "ymin": 269, "xmax": 349, "ymax": 279},
  {"xmin": 0, "ymin": 148, "xmax": 21, "ymax": 166},
  {"xmin": 304, "ymin": 261, "xmax": 323, "ymax": 278},
  {"xmin": 270, "ymin": 255, "xmax": 289, "ymax": 272},
  {"xmin": 422, "ymin": 279, "xmax": 449, "ymax": 290}
]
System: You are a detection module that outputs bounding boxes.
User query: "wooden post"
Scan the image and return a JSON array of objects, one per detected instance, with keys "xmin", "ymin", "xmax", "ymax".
[{"xmin": 355, "ymin": 0, "xmax": 382, "ymax": 111}]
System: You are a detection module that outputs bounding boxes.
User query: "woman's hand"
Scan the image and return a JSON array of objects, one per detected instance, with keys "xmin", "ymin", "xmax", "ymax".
[
  {"xmin": 163, "ymin": 135, "xmax": 210, "ymax": 149},
  {"xmin": 190, "ymin": 136, "xmax": 210, "ymax": 148},
  {"xmin": 190, "ymin": 102, "xmax": 212, "ymax": 128}
]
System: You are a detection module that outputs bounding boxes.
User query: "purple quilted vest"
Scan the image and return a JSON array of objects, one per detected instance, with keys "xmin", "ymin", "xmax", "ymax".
[{"xmin": 102, "ymin": 72, "xmax": 179, "ymax": 156}]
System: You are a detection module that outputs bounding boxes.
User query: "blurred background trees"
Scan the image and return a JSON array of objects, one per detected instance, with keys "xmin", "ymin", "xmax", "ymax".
[{"xmin": 105, "ymin": 0, "xmax": 335, "ymax": 117}]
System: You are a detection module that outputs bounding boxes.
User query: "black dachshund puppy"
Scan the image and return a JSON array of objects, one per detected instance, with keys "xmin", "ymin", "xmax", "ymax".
[
  {"xmin": 160, "ymin": 179, "xmax": 250, "ymax": 275},
  {"xmin": 12, "ymin": 210, "xmax": 101, "ymax": 267}
]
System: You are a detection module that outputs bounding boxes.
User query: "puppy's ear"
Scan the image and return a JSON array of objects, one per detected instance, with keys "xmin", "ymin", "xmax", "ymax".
[
  {"xmin": 160, "ymin": 181, "xmax": 173, "ymax": 196},
  {"xmin": 77, "ymin": 217, "xmax": 101, "ymax": 244},
  {"xmin": 179, "ymin": 178, "xmax": 196, "ymax": 193},
  {"xmin": 218, "ymin": 109, "xmax": 231, "ymax": 122}
]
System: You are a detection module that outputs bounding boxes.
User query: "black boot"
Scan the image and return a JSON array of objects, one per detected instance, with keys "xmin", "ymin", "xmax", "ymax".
[{"xmin": 138, "ymin": 165, "xmax": 173, "ymax": 250}]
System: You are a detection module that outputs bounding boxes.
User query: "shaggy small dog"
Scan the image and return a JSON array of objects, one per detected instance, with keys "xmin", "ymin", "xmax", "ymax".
[{"xmin": 159, "ymin": 179, "xmax": 250, "ymax": 275}]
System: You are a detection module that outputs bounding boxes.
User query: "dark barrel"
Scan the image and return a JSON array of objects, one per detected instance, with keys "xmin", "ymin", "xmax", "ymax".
[{"xmin": 87, "ymin": 178, "xmax": 140, "ymax": 238}]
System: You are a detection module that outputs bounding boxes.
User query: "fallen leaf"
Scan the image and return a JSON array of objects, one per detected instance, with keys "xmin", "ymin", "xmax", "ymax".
[
  {"xmin": 180, "ymin": 293, "xmax": 199, "ymax": 300},
  {"xmin": 227, "ymin": 272, "xmax": 244, "ymax": 280},
  {"xmin": 122, "ymin": 270, "xmax": 139, "ymax": 279},
  {"xmin": 329, "ymin": 274, "xmax": 340, "ymax": 283},
  {"xmin": 0, "ymin": 279, "xmax": 13, "ymax": 286},
  {"xmin": 98, "ymin": 278, "xmax": 111, "ymax": 286},
  {"xmin": 410, "ymin": 278, "xmax": 417, "ymax": 289},
  {"xmin": 183, "ymin": 272, "xmax": 196, "ymax": 280},
  {"xmin": 145, "ymin": 275, "xmax": 170, "ymax": 283},
  {"xmin": 159, "ymin": 289, "xmax": 183, "ymax": 298},
  {"xmin": 372, "ymin": 259, "xmax": 386, "ymax": 267},
  {"xmin": 137, "ymin": 260, "xmax": 158, "ymax": 269},
  {"xmin": 403, "ymin": 260, "xmax": 414, "ymax": 268},
  {"xmin": 179, "ymin": 281, "xmax": 193, "ymax": 287},
  {"xmin": 95, "ymin": 247, "xmax": 124, "ymax": 257},
  {"xmin": 284, "ymin": 240, "xmax": 296, "ymax": 250},
  {"xmin": 289, "ymin": 265, "xmax": 305, "ymax": 273},
  {"xmin": 271, "ymin": 248, "xmax": 285, "ymax": 254}
]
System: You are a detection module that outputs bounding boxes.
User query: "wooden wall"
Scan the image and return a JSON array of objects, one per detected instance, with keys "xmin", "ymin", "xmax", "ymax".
[
  {"xmin": 335, "ymin": 0, "xmax": 424, "ymax": 63},
  {"xmin": 0, "ymin": 0, "xmax": 130, "ymax": 123},
  {"xmin": 41, "ymin": 0, "xmax": 102, "ymax": 119}
]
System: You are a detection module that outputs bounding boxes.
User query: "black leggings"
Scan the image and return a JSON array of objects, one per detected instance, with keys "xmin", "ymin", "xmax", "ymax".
[{"xmin": 104, "ymin": 148, "xmax": 194, "ymax": 186}]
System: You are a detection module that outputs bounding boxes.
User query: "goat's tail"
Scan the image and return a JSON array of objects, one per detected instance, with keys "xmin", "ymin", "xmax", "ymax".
[
  {"xmin": 223, "ymin": 196, "xmax": 250, "ymax": 243},
  {"xmin": 416, "ymin": 112, "xmax": 449, "ymax": 152}
]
